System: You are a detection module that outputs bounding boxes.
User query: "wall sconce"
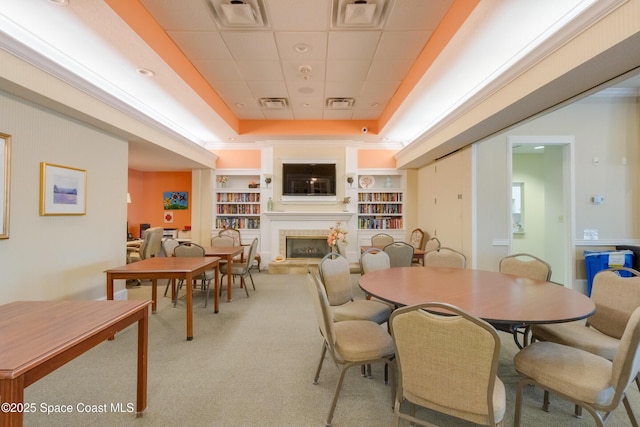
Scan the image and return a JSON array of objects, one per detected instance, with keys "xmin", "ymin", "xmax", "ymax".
[
  {"xmin": 264, "ymin": 174, "xmax": 272, "ymax": 188},
  {"xmin": 127, "ymin": 193, "xmax": 132, "ymax": 204},
  {"xmin": 342, "ymin": 196, "xmax": 351, "ymax": 212},
  {"xmin": 346, "ymin": 173, "xmax": 355, "ymax": 187}
]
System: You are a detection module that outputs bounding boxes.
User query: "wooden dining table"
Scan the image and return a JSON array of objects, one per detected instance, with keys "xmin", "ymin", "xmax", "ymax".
[
  {"xmin": 105, "ymin": 256, "xmax": 219, "ymax": 341},
  {"xmin": 359, "ymin": 266, "xmax": 595, "ymax": 341},
  {"xmin": 0, "ymin": 300, "xmax": 151, "ymax": 426},
  {"xmin": 202, "ymin": 246, "xmax": 245, "ymax": 302}
]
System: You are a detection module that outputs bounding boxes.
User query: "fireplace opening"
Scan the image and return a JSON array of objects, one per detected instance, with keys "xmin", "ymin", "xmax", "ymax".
[{"xmin": 286, "ymin": 236, "xmax": 331, "ymax": 259}]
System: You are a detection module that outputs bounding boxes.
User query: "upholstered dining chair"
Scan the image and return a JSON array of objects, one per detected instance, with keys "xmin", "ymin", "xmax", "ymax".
[
  {"xmin": 383, "ymin": 242, "xmax": 414, "ymax": 268},
  {"xmin": 360, "ymin": 247, "xmax": 390, "ymax": 274},
  {"xmin": 409, "ymin": 228, "xmax": 426, "ymax": 265},
  {"xmin": 173, "ymin": 243, "xmax": 215, "ymax": 308},
  {"xmin": 371, "ymin": 232, "xmax": 394, "ymax": 247},
  {"xmin": 219, "ymin": 227, "xmax": 261, "ymax": 270},
  {"xmin": 390, "ymin": 302, "xmax": 505, "ymax": 427},
  {"xmin": 423, "ymin": 247, "xmax": 466, "ymax": 268},
  {"xmin": 497, "ymin": 253, "xmax": 552, "ymax": 348},
  {"xmin": 514, "ymin": 305, "xmax": 640, "ymax": 427},
  {"xmin": 530, "ymin": 267, "xmax": 640, "ymax": 410},
  {"xmin": 318, "ymin": 252, "xmax": 391, "ymax": 325},
  {"xmin": 219, "ymin": 238, "xmax": 259, "ymax": 298},
  {"xmin": 423, "ymin": 236, "xmax": 441, "ymax": 253},
  {"xmin": 127, "ymin": 226, "xmax": 163, "ymax": 264},
  {"xmin": 307, "ymin": 269, "xmax": 395, "ymax": 427}
]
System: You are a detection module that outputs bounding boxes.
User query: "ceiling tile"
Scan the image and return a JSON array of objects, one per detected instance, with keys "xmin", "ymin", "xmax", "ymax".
[
  {"xmin": 140, "ymin": 0, "xmax": 217, "ymax": 31},
  {"xmin": 236, "ymin": 61, "xmax": 284, "ymax": 81},
  {"xmin": 327, "ymin": 31, "xmax": 381, "ymax": 60},
  {"xmin": 286, "ymin": 80, "xmax": 325, "ymax": 98},
  {"xmin": 281, "ymin": 60, "xmax": 326, "ymax": 81},
  {"xmin": 326, "ymin": 61, "xmax": 371, "ymax": 82},
  {"xmin": 263, "ymin": 109, "xmax": 295, "ymax": 119},
  {"xmin": 275, "ymin": 32, "xmax": 328, "ymax": 60},
  {"xmin": 266, "ymin": 0, "xmax": 331, "ymax": 31},
  {"xmin": 361, "ymin": 80, "xmax": 400, "ymax": 99},
  {"xmin": 291, "ymin": 107, "xmax": 324, "ymax": 120},
  {"xmin": 221, "ymin": 32, "xmax": 279, "ymax": 60},
  {"xmin": 194, "ymin": 61, "xmax": 242, "ymax": 82},
  {"xmin": 246, "ymin": 81, "xmax": 289, "ymax": 98},
  {"xmin": 323, "ymin": 109, "xmax": 354, "ymax": 120},
  {"xmin": 208, "ymin": 80, "xmax": 253, "ymax": 99},
  {"xmin": 375, "ymin": 31, "xmax": 431, "ymax": 60},
  {"xmin": 325, "ymin": 81, "xmax": 363, "ymax": 98},
  {"xmin": 367, "ymin": 59, "xmax": 413, "ymax": 81},
  {"xmin": 385, "ymin": 0, "xmax": 453, "ymax": 31}
]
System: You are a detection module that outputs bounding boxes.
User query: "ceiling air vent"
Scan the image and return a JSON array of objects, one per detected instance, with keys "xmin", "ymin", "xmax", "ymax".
[
  {"xmin": 209, "ymin": 0, "xmax": 268, "ymax": 29},
  {"xmin": 259, "ymin": 98, "xmax": 289, "ymax": 109},
  {"xmin": 332, "ymin": 0, "xmax": 392, "ymax": 29},
  {"xmin": 326, "ymin": 98, "xmax": 355, "ymax": 109}
]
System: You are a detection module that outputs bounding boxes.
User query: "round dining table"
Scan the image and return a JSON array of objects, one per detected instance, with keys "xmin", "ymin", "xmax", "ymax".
[{"xmin": 359, "ymin": 266, "xmax": 595, "ymax": 335}]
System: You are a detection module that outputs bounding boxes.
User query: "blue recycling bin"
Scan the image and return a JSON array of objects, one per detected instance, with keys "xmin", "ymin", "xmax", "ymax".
[{"xmin": 584, "ymin": 250, "xmax": 634, "ymax": 296}]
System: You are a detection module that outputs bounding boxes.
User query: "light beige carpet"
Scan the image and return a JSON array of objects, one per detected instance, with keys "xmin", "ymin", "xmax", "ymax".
[{"xmin": 22, "ymin": 271, "xmax": 639, "ymax": 426}]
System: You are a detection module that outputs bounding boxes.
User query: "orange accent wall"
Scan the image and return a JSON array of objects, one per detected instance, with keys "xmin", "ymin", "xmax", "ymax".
[
  {"xmin": 358, "ymin": 150, "xmax": 398, "ymax": 169},
  {"xmin": 212, "ymin": 150, "xmax": 261, "ymax": 169},
  {"xmin": 127, "ymin": 170, "xmax": 192, "ymax": 237}
]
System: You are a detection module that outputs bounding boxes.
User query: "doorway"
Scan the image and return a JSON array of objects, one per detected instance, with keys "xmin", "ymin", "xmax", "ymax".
[{"xmin": 508, "ymin": 136, "xmax": 574, "ymax": 286}]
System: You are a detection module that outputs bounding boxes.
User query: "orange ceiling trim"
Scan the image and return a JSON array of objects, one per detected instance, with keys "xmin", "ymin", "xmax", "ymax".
[
  {"xmin": 378, "ymin": 0, "xmax": 481, "ymax": 131},
  {"xmin": 105, "ymin": 0, "xmax": 239, "ymax": 131},
  {"xmin": 239, "ymin": 120, "xmax": 377, "ymax": 135}
]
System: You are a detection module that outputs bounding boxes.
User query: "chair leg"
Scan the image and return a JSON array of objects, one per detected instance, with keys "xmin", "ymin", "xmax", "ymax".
[
  {"xmin": 313, "ymin": 343, "xmax": 328, "ymax": 384},
  {"xmin": 623, "ymin": 395, "xmax": 640, "ymax": 427},
  {"xmin": 241, "ymin": 276, "xmax": 250, "ymax": 298},
  {"xmin": 325, "ymin": 363, "xmax": 356, "ymax": 427},
  {"xmin": 514, "ymin": 379, "xmax": 527, "ymax": 427},
  {"xmin": 543, "ymin": 390, "xmax": 550, "ymax": 412}
]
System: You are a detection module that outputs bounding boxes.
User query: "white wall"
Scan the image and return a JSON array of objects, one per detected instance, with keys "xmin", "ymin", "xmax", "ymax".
[{"xmin": 0, "ymin": 90, "xmax": 128, "ymax": 302}]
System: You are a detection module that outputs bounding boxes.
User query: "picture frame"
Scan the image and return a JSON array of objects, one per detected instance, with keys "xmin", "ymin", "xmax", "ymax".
[
  {"xmin": 39, "ymin": 162, "xmax": 87, "ymax": 216},
  {"xmin": 163, "ymin": 191, "xmax": 188, "ymax": 210},
  {"xmin": 0, "ymin": 133, "xmax": 11, "ymax": 239}
]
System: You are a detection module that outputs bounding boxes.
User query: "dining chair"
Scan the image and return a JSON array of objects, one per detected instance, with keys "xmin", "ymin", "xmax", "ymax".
[
  {"xmin": 360, "ymin": 247, "xmax": 390, "ymax": 274},
  {"xmin": 423, "ymin": 247, "xmax": 466, "ymax": 268},
  {"xmin": 409, "ymin": 228, "xmax": 426, "ymax": 265},
  {"xmin": 161, "ymin": 237, "xmax": 181, "ymax": 297},
  {"xmin": 497, "ymin": 253, "xmax": 552, "ymax": 348},
  {"xmin": 383, "ymin": 242, "xmax": 414, "ymax": 268},
  {"xmin": 371, "ymin": 232, "xmax": 394, "ymax": 247},
  {"xmin": 219, "ymin": 238, "xmax": 259, "ymax": 298},
  {"xmin": 423, "ymin": 236, "xmax": 441, "ymax": 253},
  {"xmin": 514, "ymin": 305, "xmax": 640, "ymax": 427},
  {"xmin": 530, "ymin": 267, "xmax": 640, "ymax": 412},
  {"xmin": 219, "ymin": 227, "xmax": 261, "ymax": 270},
  {"xmin": 390, "ymin": 302, "xmax": 505, "ymax": 427},
  {"xmin": 306, "ymin": 268, "xmax": 395, "ymax": 427},
  {"xmin": 127, "ymin": 226, "xmax": 163, "ymax": 264},
  {"xmin": 318, "ymin": 252, "xmax": 391, "ymax": 325},
  {"xmin": 173, "ymin": 243, "xmax": 215, "ymax": 308}
]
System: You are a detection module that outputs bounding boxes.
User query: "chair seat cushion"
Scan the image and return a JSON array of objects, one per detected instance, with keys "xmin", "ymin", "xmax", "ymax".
[
  {"xmin": 514, "ymin": 341, "xmax": 614, "ymax": 405},
  {"xmin": 333, "ymin": 300, "xmax": 391, "ymax": 324},
  {"xmin": 531, "ymin": 321, "xmax": 619, "ymax": 360},
  {"xmin": 334, "ymin": 320, "xmax": 394, "ymax": 362}
]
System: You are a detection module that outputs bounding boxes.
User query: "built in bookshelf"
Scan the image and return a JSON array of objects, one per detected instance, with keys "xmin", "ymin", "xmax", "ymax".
[
  {"xmin": 214, "ymin": 170, "xmax": 261, "ymax": 230},
  {"xmin": 356, "ymin": 170, "xmax": 405, "ymax": 230}
]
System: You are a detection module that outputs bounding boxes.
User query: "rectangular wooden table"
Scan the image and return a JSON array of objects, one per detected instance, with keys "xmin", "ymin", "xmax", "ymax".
[
  {"xmin": 0, "ymin": 300, "xmax": 151, "ymax": 427},
  {"xmin": 105, "ymin": 256, "xmax": 220, "ymax": 340},
  {"xmin": 203, "ymin": 246, "xmax": 244, "ymax": 302}
]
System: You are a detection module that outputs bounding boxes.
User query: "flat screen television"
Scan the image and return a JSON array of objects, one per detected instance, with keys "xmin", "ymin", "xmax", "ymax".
[{"xmin": 282, "ymin": 163, "xmax": 336, "ymax": 196}]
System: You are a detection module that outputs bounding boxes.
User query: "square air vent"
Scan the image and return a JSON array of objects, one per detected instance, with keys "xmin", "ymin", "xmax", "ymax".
[
  {"xmin": 332, "ymin": 0, "xmax": 392, "ymax": 29},
  {"xmin": 259, "ymin": 98, "xmax": 289, "ymax": 109},
  {"xmin": 209, "ymin": 0, "xmax": 268, "ymax": 29},
  {"xmin": 326, "ymin": 98, "xmax": 355, "ymax": 109}
]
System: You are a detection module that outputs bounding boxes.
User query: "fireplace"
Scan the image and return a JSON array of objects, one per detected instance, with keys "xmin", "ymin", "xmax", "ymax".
[{"xmin": 286, "ymin": 236, "xmax": 330, "ymax": 259}]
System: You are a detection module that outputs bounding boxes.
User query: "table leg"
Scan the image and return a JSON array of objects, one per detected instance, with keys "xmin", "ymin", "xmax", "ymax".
[
  {"xmin": 186, "ymin": 272, "xmax": 193, "ymax": 341},
  {"xmin": 0, "ymin": 376, "xmax": 25, "ymax": 427},
  {"xmin": 214, "ymin": 264, "xmax": 220, "ymax": 313},
  {"xmin": 136, "ymin": 306, "xmax": 148, "ymax": 417},
  {"xmin": 106, "ymin": 273, "xmax": 114, "ymax": 300},
  {"xmin": 150, "ymin": 279, "xmax": 157, "ymax": 313},
  {"xmin": 226, "ymin": 255, "xmax": 233, "ymax": 302}
]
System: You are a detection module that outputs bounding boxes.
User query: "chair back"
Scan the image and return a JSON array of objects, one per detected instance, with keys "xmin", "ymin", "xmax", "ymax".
[
  {"xmin": 174, "ymin": 242, "xmax": 205, "ymax": 258},
  {"xmin": 589, "ymin": 268, "xmax": 640, "ymax": 339},
  {"xmin": 424, "ymin": 237, "xmax": 441, "ymax": 253},
  {"xmin": 218, "ymin": 228, "xmax": 241, "ymax": 246},
  {"xmin": 245, "ymin": 238, "xmax": 259, "ymax": 267},
  {"xmin": 390, "ymin": 302, "xmax": 503, "ymax": 426},
  {"xmin": 140, "ymin": 227, "xmax": 163, "ymax": 260},
  {"xmin": 161, "ymin": 238, "xmax": 180, "ymax": 257},
  {"xmin": 371, "ymin": 233, "xmax": 394, "ymax": 247},
  {"xmin": 499, "ymin": 253, "xmax": 551, "ymax": 281},
  {"xmin": 409, "ymin": 228, "xmax": 425, "ymax": 250},
  {"xmin": 211, "ymin": 235, "xmax": 235, "ymax": 247},
  {"xmin": 360, "ymin": 247, "xmax": 390, "ymax": 274},
  {"xmin": 306, "ymin": 269, "xmax": 338, "ymax": 354},
  {"xmin": 383, "ymin": 242, "xmax": 414, "ymax": 267},
  {"xmin": 318, "ymin": 252, "xmax": 353, "ymax": 306},
  {"xmin": 424, "ymin": 247, "xmax": 466, "ymax": 268},
  {"xmin": 610, "ymin": 305, "xmax": 640, "ymax": 409}
]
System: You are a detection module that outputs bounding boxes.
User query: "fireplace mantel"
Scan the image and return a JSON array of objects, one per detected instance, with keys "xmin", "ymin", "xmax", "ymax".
[{"xmin": 262, "ymin": 212, "xmax": 353, "ymax": 221}]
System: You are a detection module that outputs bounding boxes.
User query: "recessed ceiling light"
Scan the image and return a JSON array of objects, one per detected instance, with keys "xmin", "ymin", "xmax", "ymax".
[
  {"xmin": 49, "ymin": 0, "xmax": 69, "ymax": 5},
  {"xmin": 294, "ymin": 44, "xmax": 310, "ymax": 53},
  {"xmin": 369, "ymin": 102, "xmax": 379, "ymax": 108},
  {"xmin": 227, "ymin": 137, "xmax": 236, "ymax": 141},
  {"xmin": 235, "ymin": 103, "xmax": 245, "ymax": 108},
  {"xmin": 136, "ymin": 68, "xmax": 155, "ymax": 77}
]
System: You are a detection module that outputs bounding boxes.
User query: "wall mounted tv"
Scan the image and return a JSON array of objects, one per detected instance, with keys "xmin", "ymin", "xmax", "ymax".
[{"xmin": 282, "ymin": 163, "xmax": 336, "ymax": 196}]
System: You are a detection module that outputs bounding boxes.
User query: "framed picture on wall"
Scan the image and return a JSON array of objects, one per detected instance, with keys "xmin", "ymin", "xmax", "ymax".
[
  {"xmin": 39, "ymin": 162, "xmax": 87, "ymax": 216},
  {"xmin": 163, "ymin": 191, "xmax": 188, "ymax": 210},
  {"xmin": 0, "ymin": 133, "xmax": 11, "ymax": 239}
]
